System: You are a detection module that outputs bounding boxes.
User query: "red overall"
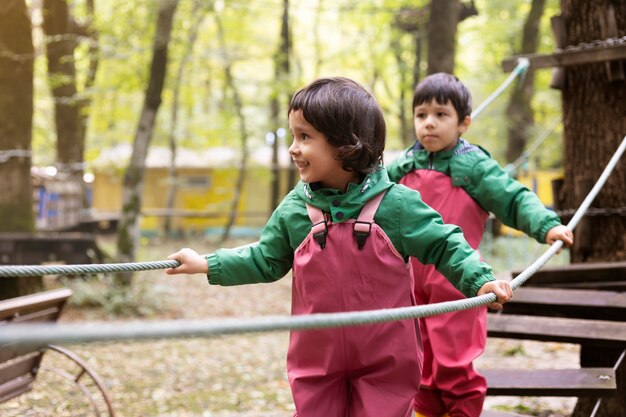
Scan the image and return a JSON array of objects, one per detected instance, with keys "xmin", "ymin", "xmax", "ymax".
[
  {"xmin": 400, "ymin": 170, "xmax": 489, "ymax": 417},
  {"xmin": 288, "ymin": 192, "xmax": 423, "ymax": 417}
]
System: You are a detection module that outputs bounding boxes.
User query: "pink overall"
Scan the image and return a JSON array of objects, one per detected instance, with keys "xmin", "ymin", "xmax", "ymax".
[
  {"xmin": 288, "ymin": 192, "xmax": 423, "ymax": 417},
  {"xmin": 400, "ymin": 170, "xmax": 489, "ymax": 417}
]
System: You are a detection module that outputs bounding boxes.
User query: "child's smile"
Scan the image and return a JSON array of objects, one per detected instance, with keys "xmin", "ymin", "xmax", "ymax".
[{"xmin": 288, "ymin": 110, "xmax": 358, "ymax": 191}]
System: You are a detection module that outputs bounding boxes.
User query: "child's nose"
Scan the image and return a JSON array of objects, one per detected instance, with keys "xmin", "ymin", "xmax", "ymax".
[{"xmin": 288, "ymin": 140, "xmax": 298, "ymax": 154}]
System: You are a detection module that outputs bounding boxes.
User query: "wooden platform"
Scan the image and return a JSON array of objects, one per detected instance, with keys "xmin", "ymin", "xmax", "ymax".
[{"xmin": 483, "ymin": 261, "xmax": 626, "ymax": 414}]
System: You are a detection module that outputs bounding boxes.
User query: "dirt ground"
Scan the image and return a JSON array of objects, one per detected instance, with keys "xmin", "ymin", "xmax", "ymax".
[{"xmin": 1, "ymin": 236, "xmax": 578, "ymax": 417}]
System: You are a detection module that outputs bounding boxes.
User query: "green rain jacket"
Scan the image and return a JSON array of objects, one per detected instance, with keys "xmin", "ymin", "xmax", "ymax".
[
  {"xmin": 206, "ymin": 168, "xmax": 495, "ymax": 298},
  {"xmin": 387, "ymin": 139, "xmax": 562, "ymax": 243}
]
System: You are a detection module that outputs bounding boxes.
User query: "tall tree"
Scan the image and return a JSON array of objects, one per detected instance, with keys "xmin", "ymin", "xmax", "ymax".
[
  {"xmin": 214, "ymin": 9, "xmax": 250, "ymax": 243},
  {"xmin": 116, "ymin": 0, "xmax": 179, "ymax": 285},
  {"xmin": 163, "ymin": 0, "xmax": 205, "ymax": 236},
  {"xmin": 505, "ymin": 0, "xmax": 547, "ymax": 163},
  {"xmin": 0, "ymin": 0, "xmax": 43, "ymax": 298},
  {"xmin": 269, "ymin": 0, "xmax": 290, "ymax": 211},
  {"xmin": 394, "ymin": 6, "xmax": 429, "ymax": 146},
  {"xmin": 42, "ymin": 0, "xmax": 83, "ymax": 176},
  {"xmin": 557, "ymin": 1, "xmax": 626, "ymax": 415},
  {"xmin": 427, "ymin": 0, "xmax": 477, "ymax": 74}
]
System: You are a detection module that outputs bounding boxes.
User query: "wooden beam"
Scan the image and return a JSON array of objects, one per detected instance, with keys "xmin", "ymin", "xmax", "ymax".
[
  {"xmin": 502, "ymin": 41, "xmax": 626, "ymax": 72},
  {"xmin": 483, "ymin": 368, "xmax": 616, "ymax": 397}
]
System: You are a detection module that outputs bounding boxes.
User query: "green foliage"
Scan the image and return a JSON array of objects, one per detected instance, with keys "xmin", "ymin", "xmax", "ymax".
[{"xmin": 31, "ymin": 0, "xmax": 564, "ymax": 171}]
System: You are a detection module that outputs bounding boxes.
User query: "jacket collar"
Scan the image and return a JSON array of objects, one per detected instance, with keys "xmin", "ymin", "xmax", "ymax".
[{"xmin": 295, "ymin": 167, "xmax": 393, "ymax": 219}]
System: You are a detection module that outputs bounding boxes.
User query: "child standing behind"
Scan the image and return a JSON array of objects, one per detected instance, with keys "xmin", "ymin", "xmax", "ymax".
[
  {"xmin": 167, "ymin": 76, "xmax": 512, "ymax": 417},
  {"xmin": 387, "ymin": 72, "xmax": 573, "ymax": 417}
]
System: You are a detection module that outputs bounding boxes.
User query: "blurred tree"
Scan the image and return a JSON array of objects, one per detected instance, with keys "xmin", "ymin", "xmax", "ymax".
[
  {"xmin": 269, "ymin": 0, "xmax": 291, "ymax": 211},
  {"xmin": 505, "ymin": 0, "xmax": 547, "ymax": 163},
  {"xmin": 0, "ymin": 0, "xmax": 43, "ymax": 298},
  {"xmin": 163, "ymin": 0, "xmax": 205, "ymax": 236},
  {"xmin": 115, "ymin": 0, "xmax": 179, "ymax": 286},
  {"xmin": 214, "ymin": 7, "xmax": 250, "ymax": 243},
  {"xmin": 42, "ymin": 0, "xmax": 99, "ymax": 214},
  {"xmin": 427, "ymin": 0, "xmax": 478, "ymax": 74},
  {"xmin": 394, "ymin": 5, "xmax": 429, "ymax": 146}
]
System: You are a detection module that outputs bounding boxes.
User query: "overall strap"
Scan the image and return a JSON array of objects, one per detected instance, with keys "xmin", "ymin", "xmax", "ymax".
[
  {"xmin": 306, "ymin": 203, "xmax": 328, "ymax": 249},
  {"xmin": 353, "ymin": 191, "xmax": 386, "ymax": 250}
]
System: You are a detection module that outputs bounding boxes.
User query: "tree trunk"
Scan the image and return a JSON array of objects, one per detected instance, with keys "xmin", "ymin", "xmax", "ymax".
[
  {"xmin": 390, "ymin": 34, "xmax": 412, "ymax": 147},
  {"xmin": 214, "ymin": 11, "xmax": 249, "ymax": 244},
  {"xmin": 164, "ymin": 0, "xmax": 203, "ymax": 237},
  {"xmin": 393, "ymin": 6, "xmax": 428, "ymax": 145},
  {"xmin": 505, "ymin": 0, "xmax": 546, "ymax": 163},
  {"xmin": 558, "ymin": 0, "xmax": 626, "ymax": 414},
  {"xmin": 42, "ymin": 0, "xmax": 83, "ymax": 176},
  {"xmin": 78, "ymin": 0, "xmax": 99, "ymax": 160},
  {"xmin": 427, "ymin": 0, "xmax": 477, "ymax": 74},
  {"xmin": 269, "ymin": 0, "xmax": 290, "ymax": 212},
  {"xmin": 0, "ymin": 0, "xmax": 43, "ymax": 298},
  {"xmin": 115, "ymin": 0, "xmax": 179, "ymax": 285}
]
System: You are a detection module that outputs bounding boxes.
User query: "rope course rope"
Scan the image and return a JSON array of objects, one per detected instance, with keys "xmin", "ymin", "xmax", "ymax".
[
  {"xmin": 505, "ymin": 116, "xmax": 562, "ymax": 175},
  {"xmin": 0, "ymin": 149, "xmax": 32, "ymax": 163},
  {"xmin": 0, "ymin": 134, "xmax": 624, "ymax": 346},
  {"xmin": 471, "ymin": 58, "xmax": 529, "ymax": 120}
]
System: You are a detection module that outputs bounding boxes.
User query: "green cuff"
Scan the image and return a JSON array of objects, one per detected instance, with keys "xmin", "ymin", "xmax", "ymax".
[
  {"xmin": 468, "ymin": 273, "xmax": 496, "ymax": 298},
  {"xmin": 206, "ymin": 252, "xmax": 222, "ymax": 285}
]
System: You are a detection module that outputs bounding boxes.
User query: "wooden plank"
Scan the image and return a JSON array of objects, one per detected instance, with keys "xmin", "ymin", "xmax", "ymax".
[
  {"xmin": 0, "ymin": 374, "xmax": 34, "ymax": 404},
  {"xmin": 502, "ymin": 42, "xmax": 626, "ymax": 71},
  {"xmin": 502, "ymin": 287, "xmax": 626, "ymax": 320},
  {"xmin": 0, "ymin": 233, "xmax": 102, "ymax": 265},
  {"xmin": 541, "ymin": 280, "xmax": 626, "ymax": 291},
  {"xmin": 0, "ymin": 352, "xmax": 41, "ymax": 386},
  {"xmin": 481, "ymin": 410, "xmax": 532, "ymax": 417},
  {"xmin": 0, "ymin": 288, "xmax": 71, "ymax": 321},
  {"xmin": 483, "ymin": 368, "xmax": 616, "ymax": 397},
  {"xmin": 487, "ymin": 314, "xmax": 626, "ymax": 347},
  {"xmin": 512, "ymin": 261, "xmax": 626, "ymax": 287},
  {"xmin": 0, "ymin": 343, "xmax": 46, "ymax": 364}
]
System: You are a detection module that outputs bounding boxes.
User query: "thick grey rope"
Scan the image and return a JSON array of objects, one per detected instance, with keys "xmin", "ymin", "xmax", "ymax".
[
  {"xmin": 0, "ymin": 134, "xmax": 623, "ymax": 346},
  {"xmin": 0, "ymin": 259, "xmax": 180, "ymax": 277}
]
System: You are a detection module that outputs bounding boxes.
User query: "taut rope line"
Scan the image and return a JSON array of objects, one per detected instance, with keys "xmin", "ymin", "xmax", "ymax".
[
  {"xmin": 0, "ymin": 135, "xmax": 624, "ymax": 346},
  {"xmin": 471, "ymin": 58, "xmax": 529, "ymax": 120}
]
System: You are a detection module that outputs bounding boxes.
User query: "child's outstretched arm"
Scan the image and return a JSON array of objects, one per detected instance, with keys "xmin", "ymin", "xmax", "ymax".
[
  {"xmin": 545, "ymin": 225, "xmax": 574, "ymax": 248},
  {"xmin": 477, "ymin": 280, "xmax": 512, "ymax": 311},
  {"xmin": 166, "ymin": 248, "xmax": 208, "ymax": 275}
]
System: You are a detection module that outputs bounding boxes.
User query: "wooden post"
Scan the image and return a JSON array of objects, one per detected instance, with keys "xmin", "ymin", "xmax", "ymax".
[{"xmin": 550, "ymin": 15, "xmax": 567, "ymax": 89}]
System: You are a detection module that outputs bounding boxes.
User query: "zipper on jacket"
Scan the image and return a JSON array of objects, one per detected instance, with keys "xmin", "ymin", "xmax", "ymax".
[{"xmin": 428, "ymin": 152, "xmax": 435, "ymax": 170}]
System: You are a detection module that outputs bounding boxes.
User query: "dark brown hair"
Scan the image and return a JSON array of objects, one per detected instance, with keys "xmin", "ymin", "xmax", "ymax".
[
  {"xmin": 413, "ymin": 73, "xmax": 472, "ymax": 121},
  {"xmin": 288, "ymin": 77, "xmax": 386, "ymax": 174}
]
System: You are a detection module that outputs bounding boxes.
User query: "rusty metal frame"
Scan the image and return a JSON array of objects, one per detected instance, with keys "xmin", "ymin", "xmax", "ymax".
[{"xmin": 41, "ymin": 345, "xmax": 116, "ymax": 417}]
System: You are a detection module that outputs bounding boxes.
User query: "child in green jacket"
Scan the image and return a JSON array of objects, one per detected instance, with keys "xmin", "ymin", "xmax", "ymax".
[
  {"xmin": 387, "ymin": 72, "xmax": 573, "ymax": 417},
  {"xmin": 167, "ymin": 76, "xmax": 512, "ymax": 417}
]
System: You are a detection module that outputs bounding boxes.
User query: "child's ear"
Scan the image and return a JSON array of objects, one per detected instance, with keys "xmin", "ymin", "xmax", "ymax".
[{"xmin": 459, "ymin": 115, "xmax": 471, "ymax": 134}]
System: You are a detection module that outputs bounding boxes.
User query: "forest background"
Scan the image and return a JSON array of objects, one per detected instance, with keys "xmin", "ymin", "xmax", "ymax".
[
  {"xmin": 1, "ymin": 0, "xmax": 626, "ymax": 415},
  {"xmin": 30, "ymin": 0, "xmax": 563, "ymax": 169}
]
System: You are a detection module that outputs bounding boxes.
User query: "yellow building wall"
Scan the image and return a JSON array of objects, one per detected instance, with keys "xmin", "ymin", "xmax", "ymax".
[
  {"xmin": 499, "ymin": 169, "xmax": 563, "ymax": 236},
  {"xmin": 92, "ymin": 166, "xmax": 291, "ymax": 234}
]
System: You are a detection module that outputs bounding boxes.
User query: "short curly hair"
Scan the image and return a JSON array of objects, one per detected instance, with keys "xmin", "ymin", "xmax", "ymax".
[
  {"xmin": 288, "ymin": 77, "xmax": 386, "ymax": 174},
  {"xmin": 413, "ymin": 73, "xmax": 472, "ymax": 120}
]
